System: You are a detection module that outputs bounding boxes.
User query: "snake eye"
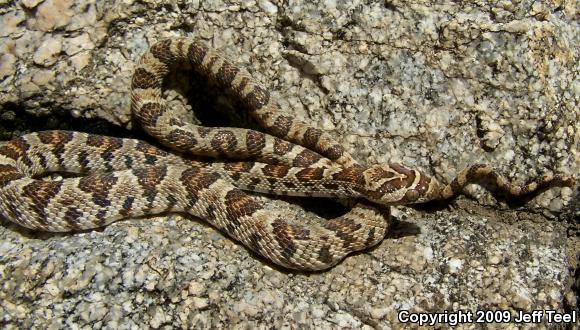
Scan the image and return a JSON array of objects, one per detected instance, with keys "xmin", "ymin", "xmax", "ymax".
[{"xmin": 404, "ymin": 189, "xmax": 420, "ymax": 202}]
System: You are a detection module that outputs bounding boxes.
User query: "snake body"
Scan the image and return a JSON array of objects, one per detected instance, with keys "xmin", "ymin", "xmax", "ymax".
[{"xmin": 0, "ymin": 38, "xmax": 575, "ymax": 270}]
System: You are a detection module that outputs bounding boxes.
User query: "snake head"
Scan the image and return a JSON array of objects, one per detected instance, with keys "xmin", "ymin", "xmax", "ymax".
[{"xmin": 361, "ymin": 163, "xmax": 442, "ymax": 205}]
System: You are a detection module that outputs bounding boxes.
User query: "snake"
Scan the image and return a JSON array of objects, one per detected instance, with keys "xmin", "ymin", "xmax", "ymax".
[{"xmin": 0, "ymin": 38, "xmax": 575, "ymax": 270}]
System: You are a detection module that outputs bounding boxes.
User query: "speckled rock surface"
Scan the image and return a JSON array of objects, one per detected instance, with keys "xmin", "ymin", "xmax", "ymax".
[{"xmin": 0, "ymin": 0, "xmax": 578, "ymax": 328}]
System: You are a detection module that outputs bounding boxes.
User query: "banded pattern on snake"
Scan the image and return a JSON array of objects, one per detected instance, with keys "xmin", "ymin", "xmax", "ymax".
[{"xmin": 0, "ymin": 38, "xmax": 575, "ymax": 270}]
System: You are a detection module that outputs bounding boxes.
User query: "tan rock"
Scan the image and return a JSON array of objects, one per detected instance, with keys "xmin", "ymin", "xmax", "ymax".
[{"xmin": 33, "ymin": 36, "xmax": 62, "ymax": 66}]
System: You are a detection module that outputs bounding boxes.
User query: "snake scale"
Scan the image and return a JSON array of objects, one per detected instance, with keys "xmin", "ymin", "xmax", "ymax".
[{"xmin": 0, "ymin": 38, "xmax": 575, "ymax": 270}]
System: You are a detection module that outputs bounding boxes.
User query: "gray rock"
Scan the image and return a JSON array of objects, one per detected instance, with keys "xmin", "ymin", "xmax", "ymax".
[{"xmin": 0, "ymin": 0, "xmax": 578, "ymax": 328}]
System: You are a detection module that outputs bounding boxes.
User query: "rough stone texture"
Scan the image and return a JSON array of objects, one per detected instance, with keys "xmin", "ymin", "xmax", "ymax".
[{"xmin": 0, "ymin": 0, "xmax": 578, "ymax": 328}]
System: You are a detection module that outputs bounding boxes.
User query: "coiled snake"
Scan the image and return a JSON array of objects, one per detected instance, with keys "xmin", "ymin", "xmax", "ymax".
[{"xmin": 0, "ymin": 38, "xmax": 575, "ymax": 270}]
